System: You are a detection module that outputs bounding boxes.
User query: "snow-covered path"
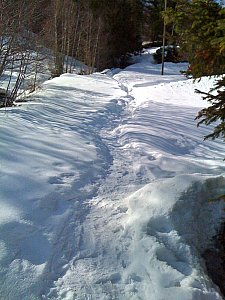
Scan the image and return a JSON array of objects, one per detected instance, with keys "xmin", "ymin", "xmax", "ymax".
[{"xmin": 1, "ymin": 50, "xmax": 225, "ymax": 300}]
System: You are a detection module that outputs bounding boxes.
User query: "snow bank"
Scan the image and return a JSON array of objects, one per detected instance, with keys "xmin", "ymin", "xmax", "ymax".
[{"xmin": 124, "ymin": 174, "xmax": 225, "ymax": 299}]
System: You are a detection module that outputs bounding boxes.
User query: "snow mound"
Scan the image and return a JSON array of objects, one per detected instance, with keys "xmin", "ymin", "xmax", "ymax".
[{"xmin": 125, "ymin": 174, "xmax": 225, "ymax": 300}]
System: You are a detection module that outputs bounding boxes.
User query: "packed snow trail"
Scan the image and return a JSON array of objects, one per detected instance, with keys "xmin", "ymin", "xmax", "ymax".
[{"xmin": 0, "ymin": 49, "xmax": 225, "ymax": 300}]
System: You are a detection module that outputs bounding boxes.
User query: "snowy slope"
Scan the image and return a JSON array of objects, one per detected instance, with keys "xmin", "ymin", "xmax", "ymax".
[{"xmin": 0, "ymin": 49, "xmax": 225, "ymax": 300}]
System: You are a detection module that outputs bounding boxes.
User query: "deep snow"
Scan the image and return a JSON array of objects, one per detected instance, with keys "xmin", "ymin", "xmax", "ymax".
[{"xmin": 0, "ymin": 49, "xmax": 225, "ymax": 300}]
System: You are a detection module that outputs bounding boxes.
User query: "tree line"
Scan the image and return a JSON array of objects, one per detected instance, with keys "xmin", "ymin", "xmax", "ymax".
[{"xmin": 0, "ymin": 0, "xmax": 144, "ymax": 106}]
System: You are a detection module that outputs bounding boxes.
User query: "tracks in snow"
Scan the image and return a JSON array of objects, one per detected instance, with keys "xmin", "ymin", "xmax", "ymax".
[
  {"xmin": 43, "ymin": 70, "xmax": 225, "ymax": 300},
  {"xmin": 42, "ymin": 75, "xmax": 142, "ymax": 299}
]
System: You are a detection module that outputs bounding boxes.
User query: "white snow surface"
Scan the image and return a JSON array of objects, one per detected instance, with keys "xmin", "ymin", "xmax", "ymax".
[{"xmin": 1, "ymin": 49, "xmax": 225, "ymax": 300}]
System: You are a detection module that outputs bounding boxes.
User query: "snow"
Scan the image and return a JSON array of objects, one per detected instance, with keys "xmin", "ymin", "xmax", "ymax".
[
  {"xmin": 0, "ymin": 52, "xmax": 89, "ymax": 103},
  {"xmin": 0, "ymin": 49, "xmax": 225, "ymax": 300}
]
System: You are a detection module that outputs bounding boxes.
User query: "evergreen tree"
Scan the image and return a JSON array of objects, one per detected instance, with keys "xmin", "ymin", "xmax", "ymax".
[
  {"xmin": 196, "ymin": 77, "xmax": 225, "ymax": 140},
  {"xmin": 143, "ymin": 0, "xmax": 176, "ymax": 44},
  {"xmin": 166, "ymin": 0, "xmax": 225, "ymax": 77},
  {"xmin": 166, "ymin": 0, "xmax": 225, "ymax": 144},
  {"xmin": 195, "ymin": 6, "xmax": 225, "ymax": 140}
]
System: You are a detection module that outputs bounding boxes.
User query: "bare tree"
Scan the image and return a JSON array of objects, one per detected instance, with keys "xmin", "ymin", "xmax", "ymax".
[{"xmin": 0, "ymin": 0, "xmax": 47, "ymax": 107}]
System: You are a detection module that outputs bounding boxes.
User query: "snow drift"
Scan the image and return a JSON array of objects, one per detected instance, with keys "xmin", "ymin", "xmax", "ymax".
[{"xmin": 0, "ymin": 49, "xmax": 225, "ymax": 299}]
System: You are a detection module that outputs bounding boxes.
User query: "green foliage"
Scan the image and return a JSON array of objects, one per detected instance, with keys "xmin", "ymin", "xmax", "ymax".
[
  {"xmin": 165, "ymin": 0, "xmax": 225, "ymax": 78},
  {"xmin": 196, "ymin": 76, "xmax": 225, "ymax": 140},
  {"xmin": 165, "ymin": 0, "xmax": 225, "ymax": 146},
  {"xmin": 143, "ymin": 0, "xmax": 176, "ymax": 43}
]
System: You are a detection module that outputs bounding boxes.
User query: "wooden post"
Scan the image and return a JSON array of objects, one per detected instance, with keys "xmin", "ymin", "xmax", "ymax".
[{"xmin": 161, "ymin": 0, "xmax": 167, "ymax": 75}]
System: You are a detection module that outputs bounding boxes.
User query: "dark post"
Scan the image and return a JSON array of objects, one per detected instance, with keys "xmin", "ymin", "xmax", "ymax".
[{"xmin": 161, "ymin": 0, "xmax": 167, "ymax": 75}]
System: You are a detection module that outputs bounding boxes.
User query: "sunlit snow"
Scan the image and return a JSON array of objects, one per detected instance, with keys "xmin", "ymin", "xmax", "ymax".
[{"xmin": 0, "ymin": 49, "xmax": 225, "ymax": 300}]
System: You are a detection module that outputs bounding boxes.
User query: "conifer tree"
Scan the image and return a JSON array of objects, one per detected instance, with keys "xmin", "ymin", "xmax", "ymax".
[
  {"xmin": 196, "ymin": 77, "xmax": 225, "ymax": 140},
  {"xmin": 195, "ymin": 6, "xmax": 225, "ymax": 140},
  {"xmin": 143, "ymin": 0, "xmax": 176, "ymax": 44},
  {"xmin": 165, "ymin": 0, "xmax": 225, "ymax": 77},
  {"xmin": 166, "ymin": 0, "xmax": 225, "ymax": 143}
]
